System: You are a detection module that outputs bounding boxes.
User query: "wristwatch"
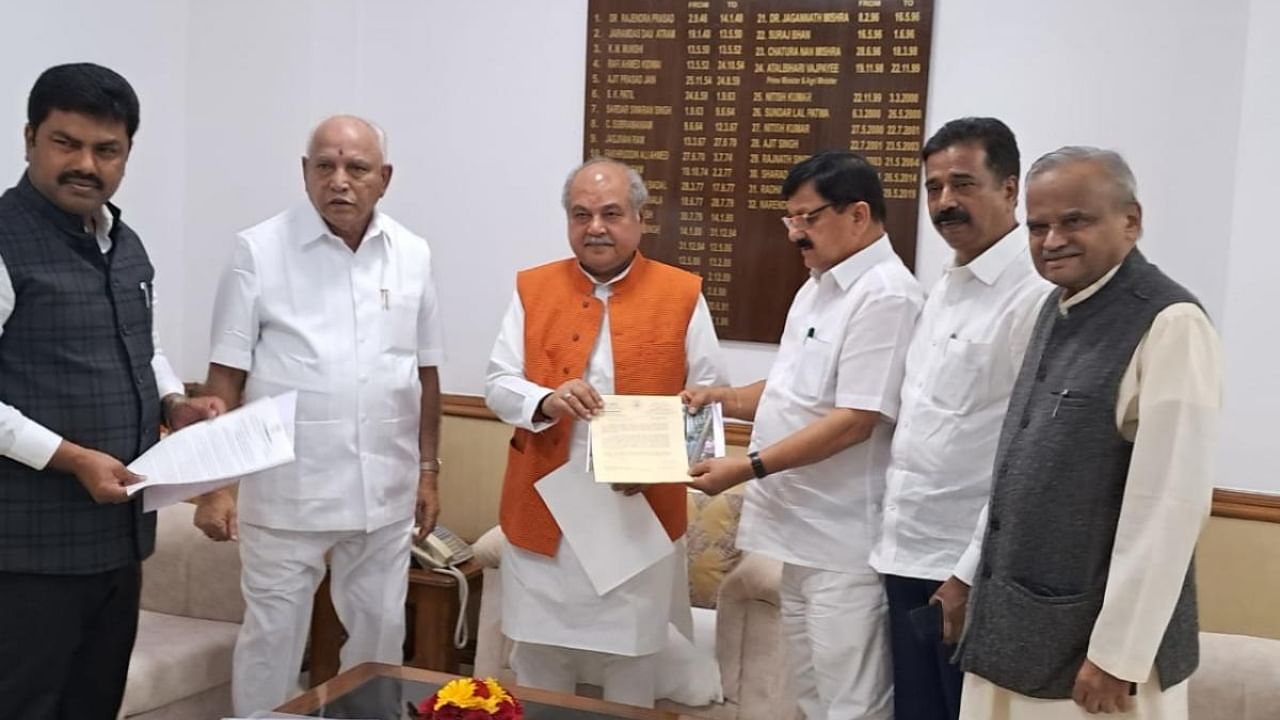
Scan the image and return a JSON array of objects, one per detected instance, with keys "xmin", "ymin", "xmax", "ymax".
[
  {"xmin": 420, "ymin": 458, "xmax": 442, "ymax": 473},
  {"xmin": 747, "ymin": 450, "xmax": 768, "ymax": 479}
]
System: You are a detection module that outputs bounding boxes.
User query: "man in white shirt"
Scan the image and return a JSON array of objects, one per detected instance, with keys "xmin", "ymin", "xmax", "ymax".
[
  {"xmin": 686, "ymin": 151, "xmax": 923, "ymax": 720},
  {"xmin": 193, "ymin": 116, "xmax": 445, "ymax": 714},
  {"xmin": 957, "ymin": 147, "xmax": 1220, "ymax": 719},
  {"xmin": 485, "ymin": 157, "xmax": 726, "ymax": 708},
  {"xmin": 868, "ymin": 117, "xmax": 1049, "ymax": 720}
]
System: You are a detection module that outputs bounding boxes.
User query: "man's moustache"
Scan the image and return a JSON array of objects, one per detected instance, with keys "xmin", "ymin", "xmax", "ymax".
[
  {"xmin": 1042, "ymin": 248, "xmax": 1082, "ymax": 261},
  {"xmin": 933, "ymin": 208, "xmax": 970, "ymax": 225},
  {"xmin": 57, "ymin": 171, "xmax": 103, "ymax": 189},
  {"xmin": 795, "ymin": 237, "xmax": 814, "ymax": 250},
  {"xmin": 584, "ymin": 236, "xmax": 614, "ymax": 246}
]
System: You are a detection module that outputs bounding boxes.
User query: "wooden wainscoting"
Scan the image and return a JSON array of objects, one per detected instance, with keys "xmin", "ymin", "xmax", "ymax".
[{"xmin": 441, "ymin": 393, "xmax": 1280, "ymax": 524}]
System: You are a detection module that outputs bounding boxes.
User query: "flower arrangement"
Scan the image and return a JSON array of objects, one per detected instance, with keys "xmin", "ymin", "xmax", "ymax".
[{"xmin": 409, "ymin": 677, "xmax": 523, "ymax": 720}]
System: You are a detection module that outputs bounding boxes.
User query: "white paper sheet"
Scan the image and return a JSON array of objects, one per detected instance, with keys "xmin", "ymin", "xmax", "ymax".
[
  {"xmin": 535, "ymin": 464, "xmax": 674, "ymax": 596},
  {"xmin": 127, "ymin": 392, "xmax": 296, "ymax": 512},
  {"xmin": 588, "ymin": 395, "xmax": 689, "ymax": 484}
]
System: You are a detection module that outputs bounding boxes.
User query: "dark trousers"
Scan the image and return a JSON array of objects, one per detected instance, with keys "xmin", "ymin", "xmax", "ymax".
[
  {"xmin": 884, "ymin": 574, "xmax": 963, "ymax": 720},
  {"xmin": 0, "ymin": 563, "xmax": 142, "ymax": 720}
]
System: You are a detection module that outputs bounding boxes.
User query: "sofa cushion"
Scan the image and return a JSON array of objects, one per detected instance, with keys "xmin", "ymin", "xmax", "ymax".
[
  {"xmin": 686, "ymin": 488, "xmax": 744, "ymax": 609},
  {"xmin": 1189, "ymin": 632, "xmax": 1280, "ymax": 720},
  {"xmin": 120, "ymin": 610, "xmax": 239, "ymax": 716}
]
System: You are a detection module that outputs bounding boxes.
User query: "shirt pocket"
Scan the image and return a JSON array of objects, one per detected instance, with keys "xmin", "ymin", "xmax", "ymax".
[
  {"xmin": 792, "ymin": 334, "xmax": 835, "ymax": 401},
  {"xmin": 382, "ymin": 291, "xmax": 419, "ymax": 354},
  {"xmin": 930, "ymin": 337, "xmax": 997, "ymax": 413}
]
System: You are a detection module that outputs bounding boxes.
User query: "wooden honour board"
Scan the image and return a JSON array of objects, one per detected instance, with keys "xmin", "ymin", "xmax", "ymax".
[{"xmin": 584, "ymin": 0, "xmax": 935, "ymax": 342}]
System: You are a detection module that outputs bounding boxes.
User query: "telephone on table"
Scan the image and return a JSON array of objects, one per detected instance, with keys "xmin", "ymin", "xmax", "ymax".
[
  {"xmin": 412, "ymin": 525, "xmax": 474, "ymax": 569},
  {"xmin": 411, "ymin": 525, "xmax": 474, "ymax": 650}
]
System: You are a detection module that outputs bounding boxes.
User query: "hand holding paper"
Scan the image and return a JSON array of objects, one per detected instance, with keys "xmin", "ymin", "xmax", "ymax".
[
  {"xmin": 588, "ymin": 395, "xmax": 725, "ymax": 485},
  {"xmin": 126, "ymin": 392, "xmax": 296, "ymax": 512}
]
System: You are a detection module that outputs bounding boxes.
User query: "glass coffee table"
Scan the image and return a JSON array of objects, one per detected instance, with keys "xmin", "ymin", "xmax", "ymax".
[{"xmin": 275, "ymin": 663, "xmax": 695, "ymax": 720}]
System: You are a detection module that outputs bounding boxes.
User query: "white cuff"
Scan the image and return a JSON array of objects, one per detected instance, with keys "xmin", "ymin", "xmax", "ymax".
[
  {"xmin": 8, "ymin": 420, "xmax": 63, "ymax": 470},
  {"xmin": 953, "ymin": 540, "xmax": 982, "ymax": 586},
  {"xmin": 209, "ymin": 344, "xmax": 252, "ymax": 371},
  {"xmin": 523, "ymin": 390, "xmax": 557, "ymax": 433},
  {"xmin": 417, "ymin": 348, "xmax": 445, "ymax": 367}
]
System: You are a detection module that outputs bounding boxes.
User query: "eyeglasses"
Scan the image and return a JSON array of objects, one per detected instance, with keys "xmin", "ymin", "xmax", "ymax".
[{"xmin": 781, "ymin": 203, "xmax": 833, "ymax": 231}]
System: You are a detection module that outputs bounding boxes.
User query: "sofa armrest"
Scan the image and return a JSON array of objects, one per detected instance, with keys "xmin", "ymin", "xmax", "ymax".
[
  {"xmin": 718, "ymin": 551, "xmax": 781, "ymax": 607},
  {"xmin": 1190, "ymin": 632, "xmax": 1280, "ymax": 720},
  {"xmin": 141, "ymin": 502, "xmax": 244, "ymax": 623},
  {"xmin": 473, "ymin": 525, "xmax": 505, "ymax": 569},
  {"xmin": 714, "ymin": 552, "xmax": 797, "ymax": 719}
]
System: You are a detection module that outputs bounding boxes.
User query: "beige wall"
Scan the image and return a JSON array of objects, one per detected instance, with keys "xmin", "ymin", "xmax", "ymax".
[
  {"xmin": 1196, "ymin": 517, "xmax": 1280, "ymax": 639},
  {"xmin": 438, "ymin": 413, "xmax": 1280, "ymax": 640}
]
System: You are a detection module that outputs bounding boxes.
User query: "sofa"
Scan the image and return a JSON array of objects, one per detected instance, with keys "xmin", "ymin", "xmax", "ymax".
[
  {"xmin": 119, "ymin": 502, "xmax": 244, "ymax": 719},
  {"xmin": 471, "ymin": 497, "xmax": 1280, "ymax": 720}
]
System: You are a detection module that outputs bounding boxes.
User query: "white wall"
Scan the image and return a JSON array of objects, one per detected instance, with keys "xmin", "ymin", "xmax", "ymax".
[
  {"xmin": 1217, "ymin": 0, "xmax": 1280, "ymax": 494},
  {"xmin": 1, "ymin": 0, "xmax": 1273, "ymax": 492},
  {"xmin": 0, "ymin": 1, "xmax": 189, "ymax": 371}
]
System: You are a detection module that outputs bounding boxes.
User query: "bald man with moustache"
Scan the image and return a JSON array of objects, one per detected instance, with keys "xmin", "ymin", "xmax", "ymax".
[{"xmin": 193, "ymin": 116, "xmax": 445, "ymax": 714}]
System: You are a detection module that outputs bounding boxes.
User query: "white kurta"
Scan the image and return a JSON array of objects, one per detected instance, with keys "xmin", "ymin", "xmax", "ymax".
[
  {"xmin": 209, "ymin": 206, "xmax": 444, "ymax": 532},
  {"xmin": 738, "ymin": 235, "xmax": 924, "ymax": 574},
  {"xmin": 871, "ymin": 228, "xmax": 1050, "ymax": 582},
  {"xmin": 484, "ymin": 262, "xmax": 726, "ymax": 657},
  {"xmin": 961, "ymin": 262, "xmax": 1222, "ymax": 720}
]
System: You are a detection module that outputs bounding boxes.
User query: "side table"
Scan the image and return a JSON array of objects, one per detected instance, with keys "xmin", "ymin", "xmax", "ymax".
[{"xmin": 309, "ymin": 558, "xmax": 484, "ymax": 685}]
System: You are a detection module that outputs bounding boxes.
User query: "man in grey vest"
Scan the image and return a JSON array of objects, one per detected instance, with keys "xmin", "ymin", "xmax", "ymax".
[
  {"xmin": 957, "ymin": 147, "xmax": 1221, "ymax": 719},
  {"xmin": 0, "ymin": 64, "xmax": 222, "ymax": 719}
]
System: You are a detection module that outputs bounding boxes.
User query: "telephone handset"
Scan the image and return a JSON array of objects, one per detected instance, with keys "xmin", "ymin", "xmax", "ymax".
[
  {"xmin": 410, "ymin": 525, "xmax": 474, "ymax": 650},
  {"xmin": 412, "ymin": 525, "xmax": 474, "ymax": 569}
]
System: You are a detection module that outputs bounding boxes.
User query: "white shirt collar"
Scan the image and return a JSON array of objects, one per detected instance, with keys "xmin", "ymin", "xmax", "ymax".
[
  {"xmin": 301, "ymin": 204, "xmax": 387, "ymax": 248},
  {"xmin": 577, "ymin": 255, "xmax": 635, "ymax": 288},
  {"xmin": 946, "ymin": 225, "xmax": 1025, "ymax": 287},
  {"xmin": 822, "ymin": 234, "xmax": 894, "ymax": 291},
  {"xmin": 85, "ymin": 204, "xmax": 114, "ymax": 254}
]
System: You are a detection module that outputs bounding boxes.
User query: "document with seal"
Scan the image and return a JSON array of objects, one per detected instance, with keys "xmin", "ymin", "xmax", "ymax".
[
  {"xmin": 588, "ymin": 394, "xmax": 690, "ymax": 485},
  {"xmin": 126, "ymin": 392, "xmax": 296, "ymax": 512}
]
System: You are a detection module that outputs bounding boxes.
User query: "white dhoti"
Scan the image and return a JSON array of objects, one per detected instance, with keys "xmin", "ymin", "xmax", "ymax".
[
  {"xmin": 780, "ymin": 563, "xmax": 894, "ymax": 720},
  {"xmin": 501, "ymin": 534, "xmax": 689, "ymax": 708},
  {"xmin": 960, "ymin": 671, "xmax": 1188, "ymax": 720},
  {"xmin": 232, "ymin": 518, "xmax": 413, "ymax": 715}
]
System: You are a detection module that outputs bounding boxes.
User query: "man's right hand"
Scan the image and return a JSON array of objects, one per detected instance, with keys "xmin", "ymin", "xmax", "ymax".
[
  {"xmin": 538, "ymin": 379, "xmax": 604, "ymax": 422},
  {"xmin": 194, "ymin": 488, "xmax": 238, "ymax": 541},
  {"xmin": 680, "ymin": 385, "xmax": 725, "ymax": 414},
  {"xmin": 49, "ymin": 441, "xmax": 142, "ymax": 504}
]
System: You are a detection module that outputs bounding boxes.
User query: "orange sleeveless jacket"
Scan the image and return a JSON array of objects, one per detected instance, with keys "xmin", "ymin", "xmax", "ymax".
[{"xmin": 500, "ymin": 253, "xmax": 702, "ymax": 556}]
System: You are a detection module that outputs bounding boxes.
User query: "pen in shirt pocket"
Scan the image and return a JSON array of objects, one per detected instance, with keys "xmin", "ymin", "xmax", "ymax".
[{"xmin": 139, "ymin": 281, "xmax": 151, "ymax": 309}]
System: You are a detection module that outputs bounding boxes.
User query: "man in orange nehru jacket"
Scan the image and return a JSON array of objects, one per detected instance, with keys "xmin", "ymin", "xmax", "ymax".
[{"xmin": 484, "ymin": 156, "xmax": 727, "ymax": 708}]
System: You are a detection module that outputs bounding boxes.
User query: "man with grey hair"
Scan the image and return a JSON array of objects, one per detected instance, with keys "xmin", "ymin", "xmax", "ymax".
[
  {"xmin": 194, "ymin": 115, "xmax": 445, "ymax": 714},
  {"xmin": 957, "ymin": 146, "xmax": 1221, "ymax": 719},
  {"xmin": 484, "ymin": 156, "xmax": 726, "ymax": 707}
]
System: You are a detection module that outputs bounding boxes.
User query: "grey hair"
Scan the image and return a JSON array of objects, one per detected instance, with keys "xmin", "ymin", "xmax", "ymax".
[
  {"xmin": 1027, "ymin": 146, "xmax": 1137, "ymax": 205},
  {"xmin": 561, "ymin": 156, "xmax": 648, "ymax": 215},
  {"xmin": 306, "ymin": 115, "xmax": 389, "ymax": 162}
]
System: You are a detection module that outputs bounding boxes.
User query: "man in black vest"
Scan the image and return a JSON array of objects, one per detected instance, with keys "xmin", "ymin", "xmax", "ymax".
[
  {"xmin": 0, "ymin": 63, "xmax": 222, "ymax": 719},
  {"xmin": 956, "ymin": 147, "xmax": 1221, "ymax": 719}
]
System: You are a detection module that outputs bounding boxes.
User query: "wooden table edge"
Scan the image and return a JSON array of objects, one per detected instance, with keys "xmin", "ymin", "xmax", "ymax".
[{"xmin": 276, "ymin": 662, "xmax": 685, "ymax": 719}]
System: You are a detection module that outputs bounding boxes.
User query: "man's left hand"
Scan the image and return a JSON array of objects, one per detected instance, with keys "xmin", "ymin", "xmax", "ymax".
[
  {"xmin": 1072, "ymin": 658, "xmax": 1133, "ymax": 714},
  {"xmin": 165, "ymin": 395, "xmax": 226, "ymax": 431},
  {"xmin": 688, "ymin": 456, "xmax": 752, "ymax": 496},
  {"xmin": 415, "ymin": 471, "xmax": 441, "ymax": 542},
  {"xmin": 929, "ymin": 575, "xmax": 970, "ymax": 644}
]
